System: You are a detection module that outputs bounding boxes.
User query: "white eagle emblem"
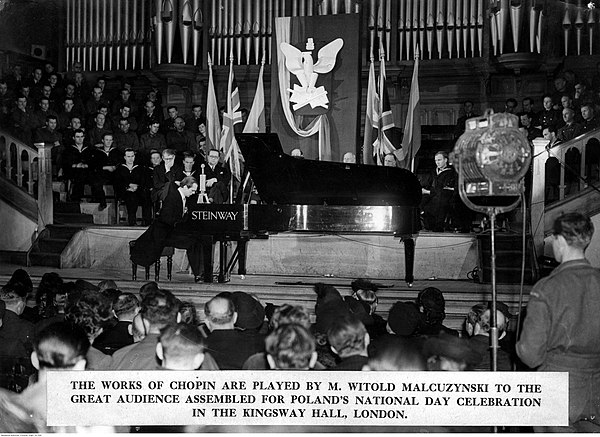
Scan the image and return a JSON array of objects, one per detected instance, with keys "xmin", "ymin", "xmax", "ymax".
[{"xmin": 280, "ymin": 38, "xmax": 344, "ymax": 111}]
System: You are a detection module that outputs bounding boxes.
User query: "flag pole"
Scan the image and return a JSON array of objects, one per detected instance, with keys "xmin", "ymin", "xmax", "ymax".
[
  {"xmin": 410, "ymin": 45, "xmax": 420, "ymax": 174},
  {"xmin": 229, "ymin": 50, "xmax": 234, "ymax": 204}
]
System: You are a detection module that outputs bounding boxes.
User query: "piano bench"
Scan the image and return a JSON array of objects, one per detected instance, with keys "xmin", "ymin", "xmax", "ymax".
[{"xmin": 129, "ymin": 241, "xmax": 174, "ymax": 282}]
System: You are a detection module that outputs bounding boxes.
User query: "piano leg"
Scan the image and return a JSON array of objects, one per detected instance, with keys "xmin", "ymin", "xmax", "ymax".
[
  {"xmin": 202, "ymin": 237, "xmax": 214, "ymax": 283},
  {"xmin": 237, "ymin": 239, "xmax": 248, "ymax": 275},
  {"xmin": 403, "ymin": 237, "xmax": 415, "ymax": 287},
  {"xmin": 218, "ymin": 241, "xmax": 230, "ymax": 283}
]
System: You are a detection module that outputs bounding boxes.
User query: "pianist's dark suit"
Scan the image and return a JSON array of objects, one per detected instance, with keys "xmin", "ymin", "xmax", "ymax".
[{"xmin": 130, "ymin": 182, "xmax": 204, "ymax": 278}]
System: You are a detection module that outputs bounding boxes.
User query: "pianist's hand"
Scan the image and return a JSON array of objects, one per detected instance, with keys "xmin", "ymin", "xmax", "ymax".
[{"xmin": 422, "ymin": 188, "xmax": 430, "ymax": 195}]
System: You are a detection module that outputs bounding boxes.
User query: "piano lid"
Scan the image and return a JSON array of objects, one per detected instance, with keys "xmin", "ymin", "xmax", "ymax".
[{"xmin": 236, "ymin": 133, "xmax": 422, "ymax": 207}]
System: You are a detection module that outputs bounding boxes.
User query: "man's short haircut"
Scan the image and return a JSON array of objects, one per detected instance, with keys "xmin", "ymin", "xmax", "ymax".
[
  {"xmin": 113, "ymin": 292, "xmax": 140, "ymax": 317},
  {"xmin": 33, "ymin": 322, "xmax": 90, "ymax": 369},
  {"xmin": 553, "ymin": 212, "xmax": 594, "ymax": 250},
  {"xmin": 192, "ymin": 104, "xmax": 202, "ymax": 110},
  {"xmin": 124, "ymin": 148, "xmax": 135, "ymax": 155},
  {"xmin": 505, "ymin": 97, "xmax": 518, "ymax": 106},
  {"xmin": 581, "ymin": 104, "xmax": 594, "ymax": 112},
  {"xmin": 102, "ymin": 131, "xmax": 114, "ymax": 140},
  {"xmin": 162, "ymin": 148, "xmax": 175, "ymax": 157},
  {"xmin": 208, "ymin": 148, "xmax": 220, "ymax": 156},
  {"xmin": 159, "ymin": 323, "xmax": 205, "ymax": 362},
  {"xmin": 327, "ymin": 315, "xmax": 367, "ymax": 357},
  {"xmin": 167, "ymin": 105, "xmax": 177, "ymax": 112},
  {"xmin": 544, "ymin": 125, "xmax": 557, "ymax": 134},
  {"xmin": 265, "ymin": 324, "xmax": 316, "ymax": 369},
  {"xmin": 45, "ymin": 115, "xmax": 57, "ymax": 123},
  {"xmin": 73, "ymin": 128, "xmax": 85, "ymax": 137},
  {"xmin": 180, "ymin": 176, "xmax": 197, "ymax": 188},
  {"xmin": 140, "ymin": 289, "xmax": 179, "ymax": 329},
  {"xmin": 183, "ymin": 151, "xmax": 195, "ymax": 160},
  {"xmin": 204, "ymin": 295, "xmax": 235, "ymax": 325},
  {"xmin": 522, "ymin": 97, "xmax": 534, "ymax": 105},
  {"xmin": 269, "ymin": 304, "xmax": 311, "ymax": 330},
  {"xmin": 63, "ymin": 97, "xmax": 74, "ymax": 103},
  {"xmin": 120, "ymin": 102, "xmax": 131, "ymax": 109},
  {"xmin": 434, "ymin": 150, "xmax": 449, "ymax": 159}
]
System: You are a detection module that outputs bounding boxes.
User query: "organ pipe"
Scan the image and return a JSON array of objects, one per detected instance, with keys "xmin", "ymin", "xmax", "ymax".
[
  {"xmin": 510, "ymin": 1, "xmax": 522, "ymax": 53},
  {"xmin": 426, "ymin": 0, "xmax": 434, "ymax": 59}
]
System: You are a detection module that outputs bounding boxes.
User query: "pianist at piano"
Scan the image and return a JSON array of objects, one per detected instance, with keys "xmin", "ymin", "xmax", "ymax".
[{"xmin": 130, "ymin": 176, "xmax": 207, "ymax": 284}]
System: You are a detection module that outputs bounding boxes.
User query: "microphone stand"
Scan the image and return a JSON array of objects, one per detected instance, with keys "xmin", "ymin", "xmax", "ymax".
[{"xmin": 197, "ymin": 164, "xmax": 210, "ymax": 204}]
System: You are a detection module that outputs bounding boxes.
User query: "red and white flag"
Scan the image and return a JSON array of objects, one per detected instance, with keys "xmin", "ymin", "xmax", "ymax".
[
  {"xmin": 395, "ymin": 47, "xmax": 421, "ymax": 171},
  {"xmin": 206, "ymin": 53, "xmax": 221, "ymax": 151},
  {"xmin": 220, "ymin": 57, "xmax": 243, "ymax": 181}
]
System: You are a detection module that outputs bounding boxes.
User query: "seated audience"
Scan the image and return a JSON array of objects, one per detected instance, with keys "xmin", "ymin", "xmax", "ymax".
[
  {"xmin": 557, "ymin": 107, "xmax": 583, "ymax": 142},
  {"xmin": 114, "ymin": 148, "xmax": 151, "ymax": 225},
  {"xmin": 422, "ymin": 332, "xmax": 481, "ymax": 371},
  {"xmin": 157, "ymin": 323, "xmax": 206, "ymax": 370},
  {"xmin": 466, "ymin": 305, "xmax": 512, "ymax": 371}
]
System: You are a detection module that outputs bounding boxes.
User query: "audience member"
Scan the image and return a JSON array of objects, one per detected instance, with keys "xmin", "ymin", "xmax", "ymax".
[
  {"xmin": 203, "ymin": 294, "xmax": 264, "ymax": 369},
  {"xmin": 467, "ymin": 305, "xmax": 512, "ymax": 371},
  {"xmin": 538, "ymin": 95, "xmax": 562, "ymax": 131},
  {"xmin": 204, "ymin": 148, "xmax": 231, "ymax": 204},
  {"xmin": 157, "ymin": 323, "xmax": 206, "ymax": 370},
  {"xmin": 265, "ymin": 324, "xmax": 317, "ymax": 370},
  {"xmin": 94, "ymin": 292, "xmax": 139, "ymax": 355},
  {"xmin": 557, "ymin": 108, "xmax": 583, "ymax": 143},
  {"xmin": 114, "ymin": 148, "xmax": 151, "ymax": 225},
  {"xmin": 416, "ymin": 287, "xmax": 457, "ymax": 336},
  {"xmin": 420, "ymin": 151, "xmax": 457, "ymax": 232},
  {"xmin": 517, "ymin": 213, "xmax": 600, "ymax": 432},
  {"xmin": 327, "ymin": 315, "xmax": 369, "ymax": 370},
  {"xmin": 422, "ymin": 332, "xmax": 481, "ymax": 371},
  {"xmin": 64, "ymin": 289, "xmax": 112, "ymax": 370},
  {"xmin": 581, "ymin": 104, "xmax": 599, "ymax": 133}
]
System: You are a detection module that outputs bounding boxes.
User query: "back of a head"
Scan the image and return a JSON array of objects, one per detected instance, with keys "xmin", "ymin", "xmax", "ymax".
[
  {"xmin": 231, "ymin": 291, "xmax": 265, "ymax": 330},
  {"xmin": 113, "ymin": 293, "xmax": 140, "ymax": 319},
  {"xmin": 159, "ymin": 323, "xmax": 205, "ymax": 369},
  {"xmin": 265, "ymin": 324, "xmax": 316, "ymax": 370},
  {"xmin": 7, "ymin": 268, "xmax": 33, "ymax": 296},
  {"xmin": 204, "ymin": 295, "xmax": 236, "ymax": 327},
  {"xmin": 65, "ymin": 290, "xmax": 113, "ymax": 340},
  {"xmin": 140, "ymin": 289, "xmax": 179, "ymax": 329},
  {"xmin": 35, "ymin": 272, "xmax": 64, "ymax": 309},
  {"xmin": 269, "ymin": 304, "xmax": 311, "ymax": 330},
  {"xmin": 327, "ymin": 315, "xmax": 368, "ymax": 358},
  {"xmin": 139, "ymin": 281, "xmax": 159, "ymax": 299},
  {"xmin": 97, "ymin": 279, "xmax": 118, "ymax": 292},
  {"xmin": 464, "ymin": 303, "xmax": 487, "ymax": 337},
  {"xmin": 366, "ymin": 337, "xmax": 426, "ymax": 371},
  {"xmin": 34, "ymin": 322, "xmax": 90, "ymax": 370},
  {"xmin": 417, "ymin": 287, "xmax": 446, "ymax": 325},
  {"xmin": 1, "ymin": 283, "xmax": 28, "ymax": 313},
  {"xmin": 553, "ymin": 212, "xmax": 594, "ymax": 250},
  {"xmin": 179, "ymin": 301, "xmax": 199, "ymax": 326},
  {"xmin": 387, "ymin": 301, "xmax": 421, "ymax": 336}
]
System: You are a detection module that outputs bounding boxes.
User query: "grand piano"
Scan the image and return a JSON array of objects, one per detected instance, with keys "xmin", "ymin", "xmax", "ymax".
[{"xmin": 184, "ymin": 133, "xmax": 422, "ymax": 285}]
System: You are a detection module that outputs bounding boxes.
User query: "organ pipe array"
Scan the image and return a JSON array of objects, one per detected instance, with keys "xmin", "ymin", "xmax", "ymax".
[
  {"xmin": 65, "ymin": 0, "xmax": 154, "ymax": 71},
  {"xmin": 394, "ymin": 0, "xmax": 485, "ymax": 60},
  {"xmin": 64, "ymin": 1, "xmax": 599, "ymax": 70}
]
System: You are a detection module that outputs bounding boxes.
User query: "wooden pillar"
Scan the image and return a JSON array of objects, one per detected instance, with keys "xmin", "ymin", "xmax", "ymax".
[
  {"xmin": 531, "ymin": 137, "xmax": 549, "ymax": 260},
  {"xmin": 35, "ymin": 143, "xmax": 54, "ymax": 230}
]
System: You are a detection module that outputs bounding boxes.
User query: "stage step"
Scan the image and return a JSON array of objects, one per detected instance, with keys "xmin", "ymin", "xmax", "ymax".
[{"xmin": 28, "ymin": 252, "xmax": 62, "ymax": 268}]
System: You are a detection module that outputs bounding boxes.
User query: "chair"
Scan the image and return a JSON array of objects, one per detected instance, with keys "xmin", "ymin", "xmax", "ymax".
[{"xmin": 129, "ymin": 241, "xmax": 174, "ymax": 281}]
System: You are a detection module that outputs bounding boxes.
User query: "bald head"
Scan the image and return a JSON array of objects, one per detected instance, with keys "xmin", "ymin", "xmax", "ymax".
[{"xmin": 204, "ymin": 295, "xmax": 237, "ymax": 330}]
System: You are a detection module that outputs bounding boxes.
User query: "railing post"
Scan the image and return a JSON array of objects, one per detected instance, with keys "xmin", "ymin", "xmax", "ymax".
[
  {"xmin": 559, "ymin": 147, "xmax": 566, "ymax": 201},
  {"xmin": 531, "ymin": 138, "xmax": 549, "ymax": 260},
  {"xmin": 35, "ymin": 142, "xmax": 54, "ymax": 230}
]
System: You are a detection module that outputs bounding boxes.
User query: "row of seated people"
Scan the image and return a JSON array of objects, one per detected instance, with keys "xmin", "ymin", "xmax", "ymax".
[
  {"xmin": 60, "ymin": 127, "xmax": 230, "ymax": 222},
  {"xmin": 0, "ymin": 269, "xmax": 532, "ymax": 433}
]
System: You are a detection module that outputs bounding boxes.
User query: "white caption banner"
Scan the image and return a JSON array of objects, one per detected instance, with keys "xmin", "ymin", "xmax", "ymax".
[{"xmin": 47, "ymin": 370, "xmax": 568, "ymax": 427}]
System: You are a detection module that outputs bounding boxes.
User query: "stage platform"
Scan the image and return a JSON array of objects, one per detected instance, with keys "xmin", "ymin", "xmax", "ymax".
[{"xmin": 49, "ymin": 226, "xmax": 480, "ymax": 280}]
